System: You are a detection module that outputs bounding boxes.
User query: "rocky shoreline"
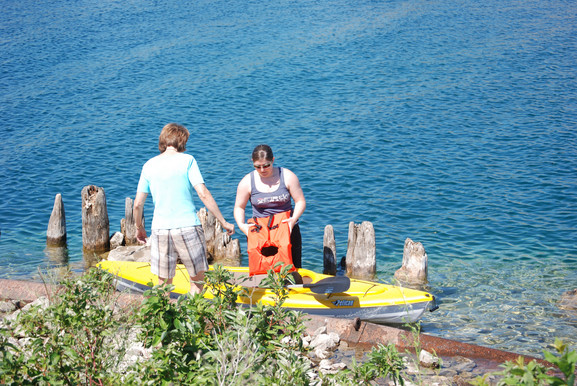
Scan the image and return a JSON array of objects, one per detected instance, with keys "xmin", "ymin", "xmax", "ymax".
[{"xmin": 1, "ymin": 276, "xmax": 556, "ymax": 385}]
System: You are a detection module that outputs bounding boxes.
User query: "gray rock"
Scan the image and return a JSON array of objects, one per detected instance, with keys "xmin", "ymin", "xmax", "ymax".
[
  {"xmin": 110, "ymin": 232, "xmax": 125, "ymax": 250},
  {"xmin": 302, "ymin": 335, "xmax": 312, "ymax": 348},
  {"xmin": 0, "ymin": 300, "xmax": 17, "ymax": 313},
  {"xmin": 419, "ymin": 349, "xmax": 440, "ymax": 368},
  {"xmin": 310, "ymin": 332, "xmax": 340, "ymax": 352},
  {"xmin": 108, "ymin": 245, "xmax": 151, "ymax": 262},
  {"xmin": 22, "ymin": 296, "xmax": 49, "ymax": 312},
  {"xmin": 318, "ymin": 359, "xmax": 347, "ymax": 375},
  {"xmin": 313, "ymin": 325, "xmax": 327, "ymax": 336}
]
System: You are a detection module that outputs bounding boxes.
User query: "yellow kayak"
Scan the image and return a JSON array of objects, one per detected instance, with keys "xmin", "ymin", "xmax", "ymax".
[{"xmin": 96, "ymin": 260, "xmax": 437, "ymax": 324}]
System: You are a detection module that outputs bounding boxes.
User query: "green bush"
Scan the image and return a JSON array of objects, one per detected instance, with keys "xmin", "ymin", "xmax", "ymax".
[
  {"xmin": 473, "ymin": 338, "xmax": 576, "ymax": 386},
  {"xmin": 0, "ymin": 268, "xmax": 131, "ymax": 384},
  {"xmin": 120, "ymin": 264, "xmax": 310, "ymax": 385},
  {"xmin": 0, "ymin": 264, "xmax": 429, "ymax": 385}
]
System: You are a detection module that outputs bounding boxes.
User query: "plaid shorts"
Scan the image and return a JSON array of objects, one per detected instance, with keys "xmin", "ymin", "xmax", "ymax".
[{"xmin": 150, "ymin": 226, "xmax": 208, "ymax": 279}]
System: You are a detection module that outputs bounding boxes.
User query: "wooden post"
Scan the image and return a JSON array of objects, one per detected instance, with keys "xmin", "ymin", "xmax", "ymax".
[
  {"xmin": 394, "ymin": 238, "xmax": 428, "ymax": 286},
  {"xmin": 81, "ymin": 185, "xmax": 110, "ymax": 252},
  {"xmin": 198, "ymin": 207, "xmax": 240, "ymax": 264},
  {"xmin": 198, "ymin": 207, "xmax": 216, "ymax": 262},
  {"xmin": 214, "ymin": 225, "xmax": 242, "ymax": 266},
  {"xmin": 323, "ymin": 225, "xmax": 337, "ymax": 275},
  {"xmin": 46, "ymin": 193, "xmax": 67, "ymax": 247},
  {"xmin": 345, "ymin": 221, "xmax": 376, "ymax": 280},
  {"xmin": 122, "ymin": 197, "xmax": 139, "ymax": 246}
]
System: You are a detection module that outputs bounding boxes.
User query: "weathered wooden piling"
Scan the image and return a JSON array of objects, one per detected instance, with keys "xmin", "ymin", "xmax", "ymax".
[
  {"xmin": 394, "ymin": 237, "xmax": 428, "ymax": 286},
  {"xmin": 46, "ymin": 193, "xmax": 67, "ymax": 247},
  {"xmin": 213, "ymin": 223, "xmax": 241, "ymax": 266},
  {"xmin": 122, "ymin": 197, "xmax": 138, "ymax": 246},
  {"xmin": 323, "ymin": 225, "xmax": 337, "ymax": 275},
  {"xmin": 81, "ymin": 185, "xmax": 110, "ymax": 252},
  {"xmin": 345, "ymin": 221, "xmax": 376, "ymax": 280},
  {"xmin": 197, "ymin": 207, "xmax": 241, "ymax": 265}
]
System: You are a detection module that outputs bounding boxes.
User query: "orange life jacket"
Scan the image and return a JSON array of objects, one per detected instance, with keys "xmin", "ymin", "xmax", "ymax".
[{"xmin": 247, "ymin": 210, "xmax": 294, "ymax": 276}]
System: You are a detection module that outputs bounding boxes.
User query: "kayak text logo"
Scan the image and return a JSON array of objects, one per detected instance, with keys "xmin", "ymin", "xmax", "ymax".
[{"xmin": 332, "ymin": 300, "xmax": 354, "ymax": 307}]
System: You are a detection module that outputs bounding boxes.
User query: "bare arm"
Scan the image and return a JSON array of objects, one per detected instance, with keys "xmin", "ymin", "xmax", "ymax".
[
  {"xmin": 133, "ymin": 191, "xmax": 148, "ymax": 244},
  {"xmin": 283, "ymin": 168, "xmax": 306, "ymax": 231},
  {"xmin": 194, "ymin": 183, "xmax": 235, "ymax": 235},
  {"xmin": 233, "ymin": 174, "xmax": 253, "ymax": 236}
]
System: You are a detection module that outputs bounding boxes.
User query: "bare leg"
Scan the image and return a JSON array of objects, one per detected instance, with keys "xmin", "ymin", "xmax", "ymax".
[
  {"xmin": 158, "ymin": 277, "xmax": 173, "ymax": 286},
  {"xmin": 189, "ymin": 271, "xmax": 205, "ymax": 294}
]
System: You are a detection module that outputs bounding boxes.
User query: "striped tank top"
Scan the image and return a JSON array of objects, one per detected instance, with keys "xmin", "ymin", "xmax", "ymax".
[{"xmin": 250, "ymin": 167, "xmax": 292, "ymax": 218}]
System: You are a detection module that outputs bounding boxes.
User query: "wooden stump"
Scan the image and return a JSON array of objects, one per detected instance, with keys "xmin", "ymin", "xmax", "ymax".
[
  {"xmin": 345, "ymin": 221, "xmax": 376, "ymax": 280},
  {"xmin": 81, "ymin": 185, "xmax": 110, "ymax": 252},
  {"xmin": 323, "ymin": 225, "xmax": 337, "ymax": 275},
  {"xmin": 198, "ymin": 207, "xmax": 216, "ymax": 262},
  {"xmin": 197, "ymin": 207, "xmax": 240, "ymax": 264},
  {"xmin": 394, "ymin": 238, "xmax": 428, "ymax": 286},
  {"xmin": 214, "ymin": 228, "xmax": 242, "ymax": 266},
  {"xmin": 46, "ymin": 193, "xmax": 67, "ymax": 247},
  {"xmin": 122, "ymin": 197, "xmax": 139, "ymax": 246}
]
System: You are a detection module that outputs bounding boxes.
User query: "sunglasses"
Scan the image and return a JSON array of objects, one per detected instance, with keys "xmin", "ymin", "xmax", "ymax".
[{"xmin": 253, "ymin": 163, "xmax": 272, "ymax": 170}]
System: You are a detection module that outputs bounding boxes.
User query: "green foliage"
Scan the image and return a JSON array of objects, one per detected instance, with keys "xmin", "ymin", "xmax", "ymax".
[
  {"xmin": 1, "ymin": 264, "xmax": 493, "ymax": 385},
  {"xmin": 125, "ymin": 264, "xmax": 309, "ymax": 384},
  {"xmin": 365, "ymin": 343, "xmax": 405, "ymax": 385},
  {"xmin": 0, "ymin": 268, "xmax": 130, "ymax": 384},
  {"xmin": 491, "ymin": 339, "xmax": 576, "ymax": 386},
  {"xmin": 250, "ymin": 264, "xmax": 306, "ymax": 349},
  {"xmin": 541, "ymin": 339, "xmax": 576, "ymax": 386},
  {"xmin": 321, "ymin": 343, "xmax": 406, "ymax": 385},
  {"xmin": 497, "ymin": 356, "xmax": 549, "ymax": 385}
]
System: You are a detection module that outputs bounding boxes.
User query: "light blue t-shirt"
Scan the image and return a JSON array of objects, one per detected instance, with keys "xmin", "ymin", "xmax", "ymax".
[{"xmin": 136, "ymin": 152, "xmax": 204, "ymax": 230}]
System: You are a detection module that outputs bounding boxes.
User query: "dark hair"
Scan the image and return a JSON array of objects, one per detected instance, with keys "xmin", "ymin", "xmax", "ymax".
[
  {"xmin": 158, "ymin": 123, "xmax": 189, "ymax": 152},
  {"xmin": 252, "ymin": 144, "xmax": 274, "ymax": 161}
]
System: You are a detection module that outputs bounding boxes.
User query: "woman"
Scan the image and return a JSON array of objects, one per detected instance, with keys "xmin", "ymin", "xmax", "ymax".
[
  {"xmin": 133, "ymin": 123, "xmax": 235, "ymax": 294},
  {"xmin": 234, "ymin": 144, "xmax": 306, "ymax": 268}
]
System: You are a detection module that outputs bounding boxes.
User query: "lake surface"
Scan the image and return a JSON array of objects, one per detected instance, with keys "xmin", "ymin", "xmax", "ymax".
[{"xmin": 1, "ymin": 0, "xmax": 576, "ymax": 358}]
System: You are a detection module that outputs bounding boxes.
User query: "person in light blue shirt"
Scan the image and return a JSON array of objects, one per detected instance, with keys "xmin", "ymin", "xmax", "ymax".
[{"xmin": 133, "ymin": 123, "xmax": 234, "ymax": 294}]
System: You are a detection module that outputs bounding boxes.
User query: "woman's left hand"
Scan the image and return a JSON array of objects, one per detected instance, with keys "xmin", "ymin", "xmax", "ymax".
[{"xmin": 282, "ymin": 217, "xmax": 297, "ymax": 232}]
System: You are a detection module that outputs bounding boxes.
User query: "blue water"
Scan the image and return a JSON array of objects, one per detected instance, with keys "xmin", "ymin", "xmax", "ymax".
[{"xmin": 1, "ymin": 0, "xmax": 576, "ymax": 358}]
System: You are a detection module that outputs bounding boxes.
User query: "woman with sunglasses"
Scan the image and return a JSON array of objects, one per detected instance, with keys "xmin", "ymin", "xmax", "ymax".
[{"xmin": 234, "ymin": 144, "xmax": 306, "ymax": 268}]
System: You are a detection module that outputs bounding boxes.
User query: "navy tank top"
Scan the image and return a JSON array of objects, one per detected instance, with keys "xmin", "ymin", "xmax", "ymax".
[{"xmin": 250, "ymin": 167, "xmax": 292, "ymax": 218}]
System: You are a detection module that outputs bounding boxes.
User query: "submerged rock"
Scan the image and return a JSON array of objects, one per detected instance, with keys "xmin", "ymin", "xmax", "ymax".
[{"xmin": 559, "ymin": 289, "xmax": 577, "ymax": 311}]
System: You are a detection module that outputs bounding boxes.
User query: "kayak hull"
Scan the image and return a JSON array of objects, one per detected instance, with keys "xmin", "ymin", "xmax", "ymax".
[{"xmin": 96, "ymin": 260, "xmax": 436, "ymax": 324}]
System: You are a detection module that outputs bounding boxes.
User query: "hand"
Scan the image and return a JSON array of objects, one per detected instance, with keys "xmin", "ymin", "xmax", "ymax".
[
  {"xmin": 282, "ymin": 217, "xmax": 296, "ymax": 232},
  {"xmin": 136, "ymin": 228, "xmax": 147, "ymax": 244},
  {"xmin": 240, "ymin": 222, "xmax": 257, "ymax": 236},
  {"xmin": 222, "ymin": 221, "xmax": 235, "ymax": 236}
]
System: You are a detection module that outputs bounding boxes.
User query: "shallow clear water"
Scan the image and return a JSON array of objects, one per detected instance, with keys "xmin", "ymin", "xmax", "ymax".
[{"xmin": 1, "ymin": 0, "xmax": 576, "ymax": 358}]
